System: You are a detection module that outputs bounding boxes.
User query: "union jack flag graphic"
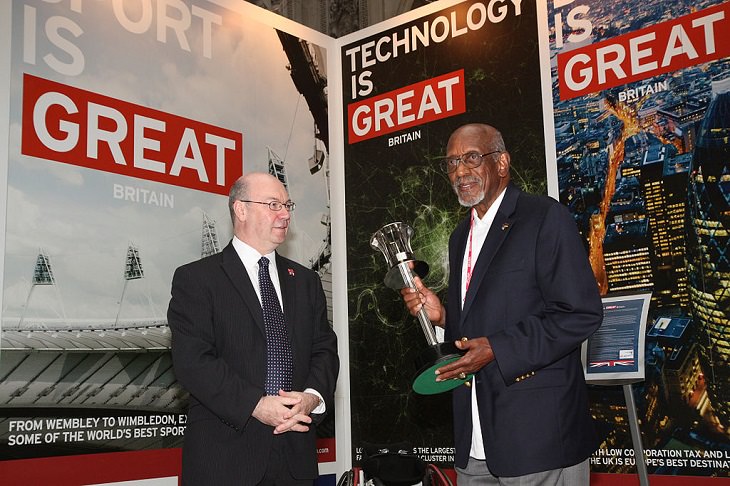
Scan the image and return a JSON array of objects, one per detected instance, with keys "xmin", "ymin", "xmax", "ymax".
[{"xmin": 590, "ymin": 360, "xmax": 635, "ymax": 367}]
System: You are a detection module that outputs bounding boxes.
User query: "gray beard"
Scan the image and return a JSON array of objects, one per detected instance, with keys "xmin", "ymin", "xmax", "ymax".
[
  {"xmin": 454, "ymin": 187, "xmax": 485, "ymax": 208},
  {"xmin": 457, "ymin": 192, "xmax": 486, "ymax": 208}
]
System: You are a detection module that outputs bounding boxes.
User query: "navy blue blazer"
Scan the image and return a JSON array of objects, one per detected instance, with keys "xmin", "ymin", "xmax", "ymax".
[
  {"xmin": 445, "ymin": 184, "xmax": 602, "ymax": 476},
  {"xmin": 168, "ymin": 242, "xmax": 339, "ymax": 485}
]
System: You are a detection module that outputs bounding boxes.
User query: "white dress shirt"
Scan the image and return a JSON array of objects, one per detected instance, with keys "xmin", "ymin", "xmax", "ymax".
[
  {"xmin": 231, "ymin": 236, "xmax": 325, "ymax": 413},
  {"xmin": 460, "ymin": 188, "xmax": 506, "ymax": 460}
]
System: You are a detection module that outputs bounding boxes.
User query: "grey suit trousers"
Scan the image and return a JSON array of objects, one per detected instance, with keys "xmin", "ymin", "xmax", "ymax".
[{"xmin": 456, "ymin": 457, "xmax": 590, "ymax": 486}]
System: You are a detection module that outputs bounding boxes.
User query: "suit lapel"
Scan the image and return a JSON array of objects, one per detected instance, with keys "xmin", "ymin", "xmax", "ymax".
[
  {"xmin": 461, "ymin": 185, "xmax": 519, "ymax": 321},
  {"xmin": 220, "ymin": 243, "xmax": 266, "ymax": 334}
]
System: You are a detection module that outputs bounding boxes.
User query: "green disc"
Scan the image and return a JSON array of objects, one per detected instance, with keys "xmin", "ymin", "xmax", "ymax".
[{"xmin": 412, "ymin": 356, "xmax": 473, "ymax": 395}]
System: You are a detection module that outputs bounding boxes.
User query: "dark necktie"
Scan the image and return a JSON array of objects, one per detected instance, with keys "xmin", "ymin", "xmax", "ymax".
[{"xmin": 258, "ymin": 256, "xmax": 293, "ymax": 395}]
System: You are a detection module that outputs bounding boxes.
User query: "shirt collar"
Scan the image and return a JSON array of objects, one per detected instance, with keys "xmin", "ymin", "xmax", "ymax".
[
  {"xmin": 472, "ymin": 187, "xmax": 507, "ymax": 229},
  {"xmin": 231, "ymin": 235, "xmax": 276, "ymax": 269}
]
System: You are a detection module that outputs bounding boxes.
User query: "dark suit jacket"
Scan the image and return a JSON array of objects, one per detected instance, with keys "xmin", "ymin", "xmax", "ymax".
[
  {"xmin": 444, "ymin": 184, "xmax": 602, "ymax": 476},
  {"xmin": 168, "ymin": 242, "xmax": 339, "ymax": 485}
]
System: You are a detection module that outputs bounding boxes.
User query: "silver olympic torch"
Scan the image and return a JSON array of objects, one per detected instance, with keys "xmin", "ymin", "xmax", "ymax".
[{"xmin": 370, "ymin": 222, "xmax": 471, "ymax": 394}]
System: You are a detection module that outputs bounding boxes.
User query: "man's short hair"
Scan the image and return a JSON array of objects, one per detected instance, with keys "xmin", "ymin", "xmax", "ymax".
[{"xmin": 228, "ymin": 177, "xmax": 250, "ymax": 223}]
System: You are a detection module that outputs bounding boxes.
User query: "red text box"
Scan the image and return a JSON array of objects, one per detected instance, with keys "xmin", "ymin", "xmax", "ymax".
[
  {"xmin": 22, "ymin": 74, "xmax": 243, "ymax": 195},
  {"xmin": 557, "ymin": 3, "xmax": 729, "ymax": 100}
]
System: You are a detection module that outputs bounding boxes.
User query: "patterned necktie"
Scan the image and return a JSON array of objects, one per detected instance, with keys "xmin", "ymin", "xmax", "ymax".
[{"xmin": 258, "ymin": 256, "xmax": 293, "ymax": 395}]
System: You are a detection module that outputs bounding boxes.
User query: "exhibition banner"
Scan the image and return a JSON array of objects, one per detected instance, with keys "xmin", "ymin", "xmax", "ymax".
[
  {"xmin": 546, "ymin": 0, "xmax": 730, "ymax": 478},
  {"xmin": 0, "ymin": 0, "xmax": 338, "ymax": 483},
  {"xmin": 340, "ymin": 0, "xmax": 548, "ymax": 468}
]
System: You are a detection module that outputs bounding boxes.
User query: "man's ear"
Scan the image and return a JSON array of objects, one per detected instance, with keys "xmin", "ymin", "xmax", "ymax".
[
  {"xmin": 498, "ymin": 151, "xmax": 511, "ymax": 177},
  {"xmin": 233, "ymin": 199, "xmax": 246, "ymax": 222}
]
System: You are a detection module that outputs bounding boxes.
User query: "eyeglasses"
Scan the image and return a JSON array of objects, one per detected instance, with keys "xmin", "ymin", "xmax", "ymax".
[
  {"xmin": 239, "ymin": 199, "xmax": 296, "ymax": 212},
  {"xmin": 438, "ymin": 150, "xmax": 501, "ymax": 173}
]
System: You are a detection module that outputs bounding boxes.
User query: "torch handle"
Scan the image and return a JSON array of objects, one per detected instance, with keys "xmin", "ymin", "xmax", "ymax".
[{"xmin": 397, "ymin": 262, "xmax": 438, "ymax": 346}]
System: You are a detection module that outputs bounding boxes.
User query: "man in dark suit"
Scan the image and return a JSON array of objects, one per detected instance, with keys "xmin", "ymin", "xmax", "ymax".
[
  {"xmin": 168, "ymin": 172, "xmax": 339, "ymax": 485},
  {"xmin": 402, "ymin": 124, "xmax": 603, "ymax": 485}
]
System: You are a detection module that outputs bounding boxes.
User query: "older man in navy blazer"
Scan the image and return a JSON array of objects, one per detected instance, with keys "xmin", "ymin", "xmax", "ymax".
[
  {"xmin": 402, "ymin": 124, "xmax": 603, "ymax": 485},
  {"xmin": 169, "ymin": 172, "xmax": 339, "ymax": 485}
]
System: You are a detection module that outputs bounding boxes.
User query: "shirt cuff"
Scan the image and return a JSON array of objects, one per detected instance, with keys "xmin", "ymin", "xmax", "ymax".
[{"xmin": 305, "ymin": 388, "xmax": 326, "ymax": 414}]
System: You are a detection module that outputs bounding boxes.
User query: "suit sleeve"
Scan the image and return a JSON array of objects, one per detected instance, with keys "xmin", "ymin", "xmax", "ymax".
[
  {"xmin": 488, "ymin": 202, "xmax": 603, "ymax": 383},
  {"xmin": 168, "ymin": 264, "xmax": 263, "ymax": 431},
  {"xmin": 301, "ymin": 274, "xmax": 339, "ymax": 424}
]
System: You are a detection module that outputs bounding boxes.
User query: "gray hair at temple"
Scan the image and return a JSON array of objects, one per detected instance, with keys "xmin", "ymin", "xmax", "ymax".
[{"xmin": 228, "ymin": 177, "xmax": 249, "ymax": 224}]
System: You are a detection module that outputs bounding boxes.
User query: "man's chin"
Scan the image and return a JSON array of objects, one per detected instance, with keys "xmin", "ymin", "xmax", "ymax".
[{"xmin": 457, "ymin": 193, "xmax": 482, "ymax": 207}]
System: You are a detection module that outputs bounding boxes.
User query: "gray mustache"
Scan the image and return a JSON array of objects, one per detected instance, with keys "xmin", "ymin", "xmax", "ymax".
[{"xmin": 454, "ymin": 176, "xmax": 481, "ymax": 186}]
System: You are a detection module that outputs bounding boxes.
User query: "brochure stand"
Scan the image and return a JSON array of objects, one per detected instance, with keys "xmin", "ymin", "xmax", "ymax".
[
  {"xmin": 624, "ymin": 381, "xmax": 650, "ymax": 486},
  {"xmin": 581, "ymin": 292, "xmax": 652, "ymax": 486}
]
